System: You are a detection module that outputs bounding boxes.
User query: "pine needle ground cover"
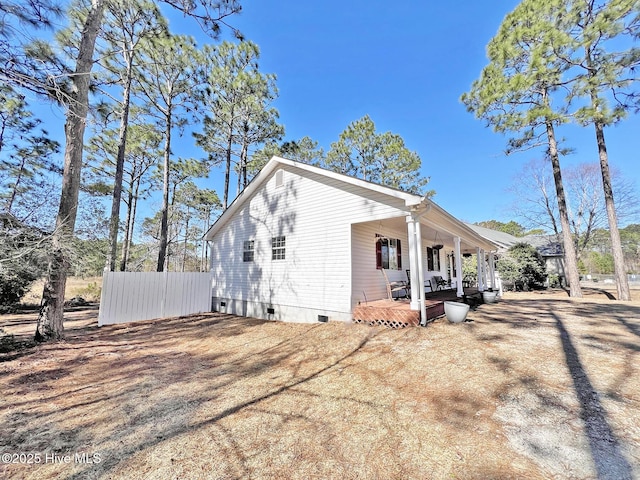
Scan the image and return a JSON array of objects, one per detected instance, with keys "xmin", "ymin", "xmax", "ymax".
[{"xmin": 1, "ymin": 289, "xmax": 639, "ymax": 479}]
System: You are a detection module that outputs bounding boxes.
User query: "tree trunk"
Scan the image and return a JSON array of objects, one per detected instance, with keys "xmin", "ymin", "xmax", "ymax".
[
  {"xmin": 119, "ymin": 181, "xmax": 135, "ymax": 271},
  {"xmin": 583, "ymin": 37, "xmax": 631, "ymax": 301},
  {"xmin": 223, "ymin": 132, "xmax": 232, "ymax": 210},
  {"xmin": 236, "ymin": 159, "xmax": 241, "ymax": 196},
  {"xmin": 124, "ymin": 188, "xmax": 139, "ymax": 270},
  {"xmin": 156, "ymin": 110, "xmax": 172, "ymax": 272},
  {"xmin": 201, "ymin": 215, "xmax": 207, "ymax": 272},
  {"xmin": 0, "ymin": 118, "xmax": 6, "ymax": 153},
  {"xmin": 241, "ymin": 133, "xmax": 249, "ymax": 189},
  {"xmin": 545, "ymin": 119, "xmax": 583, "ymax": 298},
  {"xmin": 182, "ymin": 210, "xmax": 189, "ymax": 272},
  {"xmin": 106, "ymin": 56, "xmax": 134, "ymax": 271},
  {"xmin": 593, "ymin": 121, "xmax": 631, "ymax": 300},
  {"xmin": 35, "ymin": 0, "xmax": 106, "ymax": 341}
]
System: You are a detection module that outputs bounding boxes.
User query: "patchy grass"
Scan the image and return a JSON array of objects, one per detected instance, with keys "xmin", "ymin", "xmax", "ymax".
[
  {"xmin": 0, "ymin": 289, "xmax": 639, "ymax": 479},
  {"xmin": 21, "ymin": 277, "xmax": 103, "ymax": 306}
]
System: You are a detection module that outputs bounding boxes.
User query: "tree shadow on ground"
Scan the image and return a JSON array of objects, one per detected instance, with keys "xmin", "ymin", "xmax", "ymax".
[
  {"xmin": 514, "ymin": 286, "xmax": 619, "ymax": 300},
  {"xmin": 63, "ymin": 324, "xmax": 379, "ymax": 480},
  {"xmin": 468, "ymin": 295, "xmax": 640, "ymax": 479},
  {"xmin": 0, "ymin": 332, "xmax": 37, "ymax": 363},
  {"xmin": 552, "ymin": 314, "xmax": 634, "ymax": 479},
  {"xmin": 1, "ymin": 311, "xmax": 382, "ymax": 480}
]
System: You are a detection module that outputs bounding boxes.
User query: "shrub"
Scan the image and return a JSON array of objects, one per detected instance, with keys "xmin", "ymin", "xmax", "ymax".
[
  {"xmin": 497, "ymin": 242, "xmax": 547, "ymax": 289},
  {"xmin": 75, "ymin": 282, "xmax": 102, "ymax": 302},
  {"xmin": 547, "ymin": 273, "xmax": 561, "ymax": 288},
  {"xmin": 462, "ymin": 256, "xmax": 477, "ymax": 282},
  {"xmin": 0, "ymin": 268, "xmax": 39, "ymax": 306},
  {"xmin": 1, "ymin": 217, "xmax": 49, "ymax": 307}
]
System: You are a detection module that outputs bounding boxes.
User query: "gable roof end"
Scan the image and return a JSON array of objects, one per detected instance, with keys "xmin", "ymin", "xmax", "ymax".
[{"xmin": 204, "ymin": 156, "xmax": 425, "ymax": 240}]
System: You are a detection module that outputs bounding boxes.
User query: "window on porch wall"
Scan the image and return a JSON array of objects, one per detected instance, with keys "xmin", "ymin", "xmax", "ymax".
[{"xmin": 376, "ymin": 235, "xmax": 402, "ymax": 270}]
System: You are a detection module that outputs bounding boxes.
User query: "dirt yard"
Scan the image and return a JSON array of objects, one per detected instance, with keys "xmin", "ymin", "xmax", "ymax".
[{"xmin": 1, "ymin": 288, "xmax": 639, "ymax": 479}]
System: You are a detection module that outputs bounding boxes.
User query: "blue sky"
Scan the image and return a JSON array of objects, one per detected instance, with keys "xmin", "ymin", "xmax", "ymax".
[
  {"xmin": 173, "ymin": 0, "xmax": 638, "ymax": 226},
  {"xmin": 24, "ymin": 1, "xmax": 639, "ymax": 231}
]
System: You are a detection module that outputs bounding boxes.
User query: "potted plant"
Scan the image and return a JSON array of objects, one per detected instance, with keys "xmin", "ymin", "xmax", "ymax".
[
  {"xmin": 444, "ymin": 301, "xmax": 470, "ymax": 323},
  {"xmin": 482, "ymin": 289, "xmax": 498, "ymax": 304}
]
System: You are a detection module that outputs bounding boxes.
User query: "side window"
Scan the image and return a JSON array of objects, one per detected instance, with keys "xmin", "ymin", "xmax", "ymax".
[
  {"xmin": 272, "ymin": 236, "xmax": 286, "ymax": 260},
  {"xmin": 243, "ymin": 240, "xmax": 254, "ymax": 262}
]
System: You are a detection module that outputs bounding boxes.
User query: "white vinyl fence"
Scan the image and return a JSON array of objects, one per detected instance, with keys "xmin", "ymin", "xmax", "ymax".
[{"xmin": 98, "ymin": 271, "xmax": 213, "ymax": 326}]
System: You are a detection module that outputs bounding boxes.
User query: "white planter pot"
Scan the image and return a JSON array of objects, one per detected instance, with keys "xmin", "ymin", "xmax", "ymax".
[
  {"xmin": 444, "ymin": 301, "xmax": 470, "ymax": 323},
  {"xmin": 482, "ymin": 291, "xmax": 498, "ymax": 304}
]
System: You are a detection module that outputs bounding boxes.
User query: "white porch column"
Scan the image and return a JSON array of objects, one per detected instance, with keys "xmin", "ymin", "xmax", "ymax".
[
  {"xmin": 482, "ymin": 250, "xmax": 488, "ymax": 291},
  {"xmin": 489, "ymin": 251, "xmax": 496, "ymax": 290},
  {"xmin": 414, "ymin": 219, "xmax": 427, "ymax": 325},
  {"xmin": 477, "ymin": 247, "xmax": 485, "ymax": 292},
  {"xmin": 406, "ymin": 216, "xmax": 419, "ymax": 309},
  {"xmin": 454, "ymin": 236, "xmax": 464, "ymax": 297}
]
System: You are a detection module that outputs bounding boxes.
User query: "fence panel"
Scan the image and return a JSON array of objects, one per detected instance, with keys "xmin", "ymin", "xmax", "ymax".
[{"xmin": 98, "ymin": 272, "xmax": 212, "ymax": 326}]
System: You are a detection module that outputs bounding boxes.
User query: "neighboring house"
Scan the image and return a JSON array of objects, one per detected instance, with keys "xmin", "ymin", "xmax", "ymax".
[
  {"xmin": 205, "ymin": 157, "xmax": 497, "ymax": 324},
  {"xmin": 467, "ymin": 223, "xmax": 566, "ymax": 280},
  {"xmin": 521, "ymin": 234, "xmax": 565, "ymax": 276}
]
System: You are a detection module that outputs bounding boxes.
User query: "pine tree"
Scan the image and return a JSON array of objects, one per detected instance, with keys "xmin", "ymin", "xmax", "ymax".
[
  {"xmin": 248, "ymin": 136, "xmax": 325, "ymax": 181},
  {"xmin": 195, "ymin": 41, "xmax": 281, "ymax": 208},
  {"xmin": 98, "ymin": 0, "xmax": 167, "ymax": 272},
  {"xmin": 27, "ymin": 0, "xmax": 241, "ymax": 340},
  {"xmin": 35, "ymin": 0, "xmax": 107, "ymax": 342},
  {"xmin": 135, "ymin": 34, "xmax": 200, "ymax": 272},
  {"xmin": 562, "ymin": 0, "xmax": 640, "ymax": 300},
  {"xmin": 0, "ymin": 85, "xmax": 60, "ymax": 220},
  {"xmin": 324, "ymin": 115, "xmax": 429, "ymax": 194},
  {"xmin": 461, "ymin": 0, "xmax": 584, "ymax": 297}
]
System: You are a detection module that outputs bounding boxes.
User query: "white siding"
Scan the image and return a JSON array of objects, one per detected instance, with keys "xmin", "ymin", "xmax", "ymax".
[{"xmin": 210, "ymin": 166, "xmax": 409, "ymax": 323}]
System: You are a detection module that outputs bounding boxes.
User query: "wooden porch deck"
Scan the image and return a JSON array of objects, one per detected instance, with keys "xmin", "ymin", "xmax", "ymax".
[{"xmin": 352, "ymin": 288, "xmax": 480, "ymax": 328}]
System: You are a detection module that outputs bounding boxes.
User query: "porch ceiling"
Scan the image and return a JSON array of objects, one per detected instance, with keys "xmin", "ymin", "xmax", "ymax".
[{"xmin": 355, "ymin": 216, "xmax": 493, "ymax": 254}]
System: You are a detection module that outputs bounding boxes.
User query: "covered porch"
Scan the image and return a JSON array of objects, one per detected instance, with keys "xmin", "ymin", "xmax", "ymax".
[
  {"xmin": 350, "ymin": 200, "xmax": 498, "ymax": 326},
  {"xmin": 352, "ymin": 287, "xmax": 481, "ymax": 328}
]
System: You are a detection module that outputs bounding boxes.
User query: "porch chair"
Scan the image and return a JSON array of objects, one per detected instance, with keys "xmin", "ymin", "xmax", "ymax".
[
  {"xmin": 381, "ymin": 269, "xmax": 409, "ymax": 300},
  {"xmin": 407, "ymin": 269, "xmax": 434, "ymax": 293},
  {"xmin": 431, "ymin": 275, "xmax": 447, "ymax": 290}
]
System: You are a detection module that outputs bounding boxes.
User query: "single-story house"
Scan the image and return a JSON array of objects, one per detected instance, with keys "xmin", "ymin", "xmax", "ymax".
[{"xmin": 204, "ymin": 156, "xmax": 497, "ymax": 325}]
